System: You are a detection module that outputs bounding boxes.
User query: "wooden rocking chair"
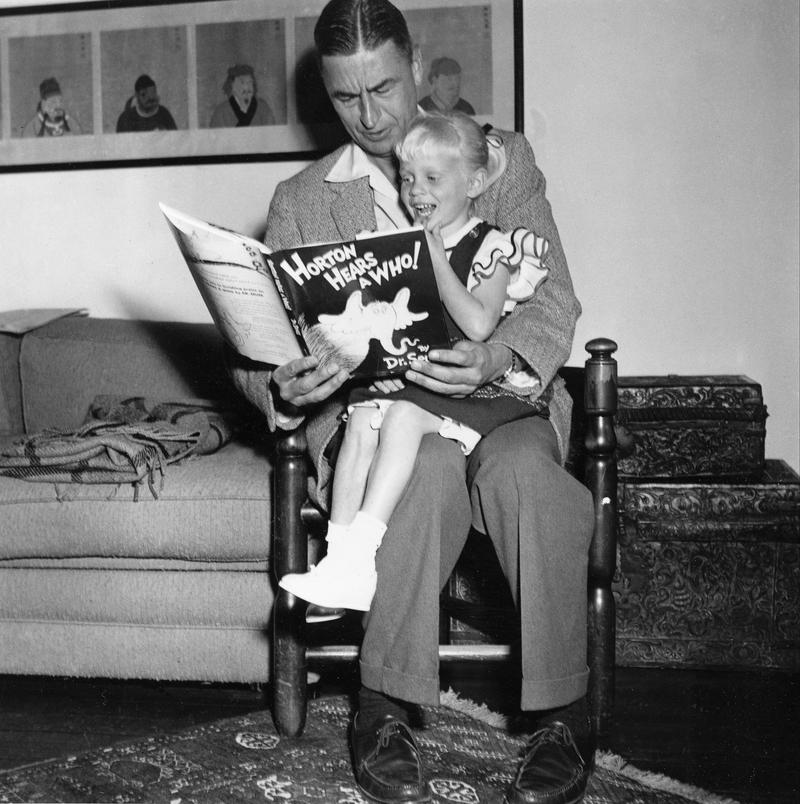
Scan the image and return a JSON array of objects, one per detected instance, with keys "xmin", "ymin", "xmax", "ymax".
[{"xmin": 270, "ymin": 338, "xmax": 618, "ymax": 740}]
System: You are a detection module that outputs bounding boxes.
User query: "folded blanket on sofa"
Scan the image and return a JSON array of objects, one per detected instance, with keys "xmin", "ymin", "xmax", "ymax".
[{"xmin": 0, "ymin": 397, "xmax": 235, "ymax": 498}]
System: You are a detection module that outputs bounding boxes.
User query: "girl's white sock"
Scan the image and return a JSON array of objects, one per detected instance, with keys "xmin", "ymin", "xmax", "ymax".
[
  {"xmin": 350, "ymin": 511, "xmax": 387, "ymax": 548},
  {"xmin": 326, "ymin": 520, "xmax": 350, "ymax": 542}
]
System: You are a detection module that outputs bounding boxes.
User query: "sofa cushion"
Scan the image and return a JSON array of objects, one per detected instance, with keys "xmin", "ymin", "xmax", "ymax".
[
  {"xmin": 0, "ymin": 439, "xmax": 272, "ymax": 563},
  {"xmin": 0, "ymin": 619, "xmax": 271, "ymax": 682},
  {"xmin": 19, "ymin": 318, "xmax": 241, "ymax": 433},
  {"xmin": 0, "ymin": 567, "xmax": 273, "ymax": 627}
]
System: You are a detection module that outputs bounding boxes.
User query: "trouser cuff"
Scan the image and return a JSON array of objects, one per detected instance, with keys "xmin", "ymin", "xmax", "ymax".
[
  {"xmin": 521, "ymin": 667, "xmax": 589, "ymax": 711},
  {"xmin": 360, "ymin": 659, "xmax": 441, "ymax": 707}
]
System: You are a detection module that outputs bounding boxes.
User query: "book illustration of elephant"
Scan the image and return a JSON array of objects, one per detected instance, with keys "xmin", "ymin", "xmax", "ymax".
[{"xmin": 302, "ymin": 288, "xmax": 429, "ymax": 375}]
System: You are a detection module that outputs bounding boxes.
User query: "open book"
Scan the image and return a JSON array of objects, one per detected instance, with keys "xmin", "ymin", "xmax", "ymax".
[{"xmin": 160, "ymin": 203, "xmax": 450, "ymax": 379}]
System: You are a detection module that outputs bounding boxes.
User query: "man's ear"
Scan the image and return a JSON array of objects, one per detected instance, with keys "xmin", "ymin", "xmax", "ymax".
[
  {"xmin": 467, "ymin": 168, "xmax": 489, "ymax": 199},
  {"xmin": 411, "ymin": 46, "xmax": 424, "ymax": 88}
]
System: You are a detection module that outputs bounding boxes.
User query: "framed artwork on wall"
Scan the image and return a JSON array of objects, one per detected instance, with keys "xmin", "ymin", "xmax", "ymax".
[{"xmin": 0, "ymin": 0, "xmax": 521, "ymax": 172}]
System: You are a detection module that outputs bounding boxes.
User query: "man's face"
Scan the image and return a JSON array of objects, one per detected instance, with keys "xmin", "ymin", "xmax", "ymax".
[
  {"xmin": 136, "ymin": 85, "xmax": 160, "ymax": 115},
  {"xmin": 321, "ymin": 40, "xmax": 422, "ymax": 161},
  {"xmin": 231, "ymin": 75, "xmax": 255, "ymax": 108},
  {"xmin": 431, "ymin": 71, "xmax": 461, "ymax": 109}
]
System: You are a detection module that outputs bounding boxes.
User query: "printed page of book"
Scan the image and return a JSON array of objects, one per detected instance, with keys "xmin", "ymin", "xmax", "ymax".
[{"xmin": 160, "ymin": 203, "xmax": 304, "ymax": 366}]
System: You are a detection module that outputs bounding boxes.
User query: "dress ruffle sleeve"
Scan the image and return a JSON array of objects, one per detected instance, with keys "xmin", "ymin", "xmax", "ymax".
[{"xmin": 466, "ymin": 228, "xmax": 550, "ymax": 314}]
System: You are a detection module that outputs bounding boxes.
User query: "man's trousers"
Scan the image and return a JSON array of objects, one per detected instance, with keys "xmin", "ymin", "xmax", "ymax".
[{"xmin": 359, "ymin": 415, "xmax": 595, "ymax": 711}]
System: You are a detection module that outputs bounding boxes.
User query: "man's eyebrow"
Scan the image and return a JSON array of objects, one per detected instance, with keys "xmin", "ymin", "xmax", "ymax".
[
  {"xmin": 367, "ymin": 77, "xmax": 395, "ymax": 92},
  {"xmin": 332, "ymin": 77, "xmax": 396, "ymax": 99}
]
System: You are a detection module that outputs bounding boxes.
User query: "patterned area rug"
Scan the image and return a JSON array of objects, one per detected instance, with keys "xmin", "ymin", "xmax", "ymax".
[{"xmin": 0, "ymin": 693, "xmax": 737, "ymax": 803}]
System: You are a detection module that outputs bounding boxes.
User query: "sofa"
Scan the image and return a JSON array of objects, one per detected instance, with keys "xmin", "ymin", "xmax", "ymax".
[{"xmin": 0, "ymin": 315, "xmax": 277, "ymax": 683}]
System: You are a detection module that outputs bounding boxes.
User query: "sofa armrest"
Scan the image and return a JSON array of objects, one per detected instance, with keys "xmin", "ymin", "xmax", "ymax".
[{"xmin": 0, "ymin": 333, "xmax": 24, "ymax": 435}]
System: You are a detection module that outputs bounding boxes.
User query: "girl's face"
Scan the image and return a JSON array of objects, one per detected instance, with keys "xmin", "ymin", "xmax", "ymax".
[{"xmin": 399, "ymin": 144, "xmax": 479, "ymax": 236}]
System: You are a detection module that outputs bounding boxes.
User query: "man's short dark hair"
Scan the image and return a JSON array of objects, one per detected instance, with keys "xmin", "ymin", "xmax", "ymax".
[
  {"xmin": 134, "ymin": 74, "xmax": 156, "ymax": 93},
  {"xmin": 314, "ymin": 0, "xmax": 413, "ymax": 61}
]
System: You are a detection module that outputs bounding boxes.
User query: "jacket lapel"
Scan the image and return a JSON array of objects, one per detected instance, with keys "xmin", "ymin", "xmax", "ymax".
[{"xmin": 327, "ymin": 177, "xmax": 377, "ymax": 240}]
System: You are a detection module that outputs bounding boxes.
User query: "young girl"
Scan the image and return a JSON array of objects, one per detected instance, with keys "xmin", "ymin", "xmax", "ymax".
[{"xmin": 279, "ymin": 111, "xmax": 550, "ymax": 612}]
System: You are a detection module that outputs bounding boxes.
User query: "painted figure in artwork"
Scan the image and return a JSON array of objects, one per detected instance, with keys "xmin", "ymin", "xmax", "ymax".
[
  {"xmin": 419, "ymin": 57, "xmax": 475, "ymax": 115},
  {"xmin": 116, "ymin": 75, "xmax": 177, "ymax": 133},
  {"xmin": 209, "ymin": 64, "xmax": 276, "ymax": 128},
  {"xmin": 21, "ymin": 77, "xmax": 83, "ymax": 137}
]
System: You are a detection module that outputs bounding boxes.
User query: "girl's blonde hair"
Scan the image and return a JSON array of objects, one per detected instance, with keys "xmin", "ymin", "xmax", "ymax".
[{"xmin": 395, "ymin": 111, "xmax": 488, "ymax": 175}]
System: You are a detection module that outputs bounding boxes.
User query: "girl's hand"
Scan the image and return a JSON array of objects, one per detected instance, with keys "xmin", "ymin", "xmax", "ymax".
[
  {"xmin": 423, "ymin": 218, "xmax": 444, "ymax": 240},
  {"xmin": 369, "ymin": 377, "xmax": 405, "ymax": 394},
  {"xmin": 423, "ymin": 225, "xmax": 447, "ymax": 261}
]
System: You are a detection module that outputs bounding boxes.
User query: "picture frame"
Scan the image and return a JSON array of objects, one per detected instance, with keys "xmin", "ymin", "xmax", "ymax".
[{"xmin": 0, "ymin": 0, "xmax": 522, "ymax": 172}]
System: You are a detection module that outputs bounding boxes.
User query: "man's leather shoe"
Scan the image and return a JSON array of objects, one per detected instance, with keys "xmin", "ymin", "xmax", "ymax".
[
  {"xmin": 350, "ymin": 713, "xmax": 431, "ymax": 803},
  {"xmin": 505, "ymin": 721, "xmax": 594, "ymax": 804}
]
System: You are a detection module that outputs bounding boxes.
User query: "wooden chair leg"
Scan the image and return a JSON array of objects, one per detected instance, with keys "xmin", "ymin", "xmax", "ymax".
[
  {"xmin": 272, "ymin": 430, "xmax": 311, "ymax": 738},
  {"xmin": 583, "ymin": 338, "xmax": 618, "ymax": 737}
]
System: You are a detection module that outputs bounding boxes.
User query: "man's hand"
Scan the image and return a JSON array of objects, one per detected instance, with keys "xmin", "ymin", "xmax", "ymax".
[
  {"xmin": 272, "ymin": 356, "xmax": 350, "ymax": 412},
  {"xmin": 405, "ymin": 341, "xmax": 511, "ymax": 397},
  {"xmin": 369, "ymin": 377, "xmax": 405, "ymax": 394}
]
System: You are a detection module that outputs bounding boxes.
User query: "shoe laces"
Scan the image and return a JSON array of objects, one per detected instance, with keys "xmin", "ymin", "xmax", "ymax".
[
  {"xmin": 376, "ymin": 719, "xmax": 413, "ymax": 750},
  {"xmin": 522, "ymin": 722, "xmax": 583, "ymax": 766}
]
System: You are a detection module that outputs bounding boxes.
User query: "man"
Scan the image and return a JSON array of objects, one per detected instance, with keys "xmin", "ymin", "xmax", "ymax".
[
  {"xmin": 116, "ymin": 74, "xmax": 177, "ymax": 133},
  {"xmin": 418, "ymin": 56, "xmax": 476, "ymax": 114},
  {"xmin": 227, "ymin": 1, "xmax": 595, "ymax": 802}
]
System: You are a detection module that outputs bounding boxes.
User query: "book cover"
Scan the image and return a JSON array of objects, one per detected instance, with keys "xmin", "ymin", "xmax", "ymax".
[
  {"xmin": 265, "ymin": 228, "xmax": 451, "ymax": 378},
  {"xmin": 160, "ymin": 202, "xmax": 306, "ymax": 368},
  {"xmin": 161, "ymin": 203, "xmax": 450, "ymax": 379}
]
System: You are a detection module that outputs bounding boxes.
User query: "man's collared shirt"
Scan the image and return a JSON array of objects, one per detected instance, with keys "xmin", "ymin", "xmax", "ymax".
[{"xmin": 325, "ymin": 142, "xmax": 410, "ymax": 232}]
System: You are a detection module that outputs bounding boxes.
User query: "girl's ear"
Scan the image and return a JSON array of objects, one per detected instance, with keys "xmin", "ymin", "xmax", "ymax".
[{"xmin": 466, "ymin": 168, "xmax": 489, "ymax": 199}]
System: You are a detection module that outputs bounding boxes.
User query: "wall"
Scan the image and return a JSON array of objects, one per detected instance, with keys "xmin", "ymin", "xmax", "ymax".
[{"xmin": 1, "ymin": 0, "xmax": 798, "ymax": 471}]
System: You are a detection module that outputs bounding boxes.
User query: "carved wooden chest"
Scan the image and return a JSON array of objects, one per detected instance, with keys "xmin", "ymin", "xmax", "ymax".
[
  {"xmin": 615, "ymin": 460, "xmax": 800, "ymax": 669},
  {"xmin": 617, "ymin": 375, "xmax": 767, "ymax": 480}
]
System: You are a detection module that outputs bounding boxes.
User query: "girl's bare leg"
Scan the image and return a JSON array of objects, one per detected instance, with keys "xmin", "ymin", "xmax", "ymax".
[
  {"xmin": 361, "ymin": 401, "xmax": 444, "ymax": 524},
  {"xmin": 280, "ymin": 401, "xmax": 448, "ymax": 611},
  {"xmin": 329, "ymin": 406, "xmax": 380, "ymax": 527},
  {"xmin": 279, "ymin": 404, "xmax": 387, "ymax": 611}
]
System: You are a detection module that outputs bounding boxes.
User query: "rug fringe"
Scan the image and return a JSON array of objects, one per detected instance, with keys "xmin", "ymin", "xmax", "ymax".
[
  {"xmin": 595, "ymin": 751, "xmax": 742, "ymax": 804},
  {"xmin": 440, "ymin": 687, "xmax": 510, "ymax": 730},
  {"xmin": 440, "ymin": 689, "xmax": 741, "ymax": 804}
]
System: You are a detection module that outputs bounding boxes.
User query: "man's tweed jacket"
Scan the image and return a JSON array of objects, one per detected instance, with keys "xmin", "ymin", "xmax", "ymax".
[{"xmin": 228, "ymin": 129, "xmax": 581, "ymax": 505}]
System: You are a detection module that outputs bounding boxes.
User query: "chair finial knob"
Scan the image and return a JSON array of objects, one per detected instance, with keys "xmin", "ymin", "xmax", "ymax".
[{"xmin": 586, "ymin": 338, "xmax": 618, "ymax": 360}]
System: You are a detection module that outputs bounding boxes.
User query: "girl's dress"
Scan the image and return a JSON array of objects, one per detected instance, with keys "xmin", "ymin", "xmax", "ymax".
[{"xmin": 347, "ymin": 217, "xmax": 550, "ymax": 442}]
